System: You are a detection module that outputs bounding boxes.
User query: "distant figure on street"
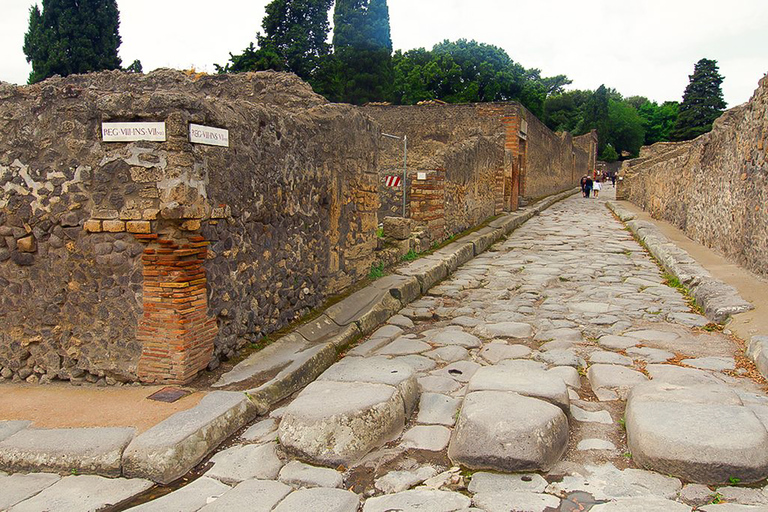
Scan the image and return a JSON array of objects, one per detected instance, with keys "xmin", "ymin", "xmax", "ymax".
[
  {"xmin": 593, "ymin": 179, "xmax": 602, "ymax": 198},
  {"xmin": 580, "ymin": 175, "xmax": 588, "ymax": 197},
  {"xmin": 584, "ymin": 176, "xmax": 593, "ymax": 198},
  {"xmin": 611, "ymin": 174, "xmax": 616, "ymax": 187}
]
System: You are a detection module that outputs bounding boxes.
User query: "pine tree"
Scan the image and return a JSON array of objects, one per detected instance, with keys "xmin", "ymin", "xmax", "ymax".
[
  {"xmin": 671, "ymin": 58, "xmax": 726, "ymax": 141},
  {"xmin": 23, "ymin": 0, "xmax": 122, "ymax": 84},
  {"xmin": 332, "ymin": 0, "xmax": 393, "ymax": 104}
]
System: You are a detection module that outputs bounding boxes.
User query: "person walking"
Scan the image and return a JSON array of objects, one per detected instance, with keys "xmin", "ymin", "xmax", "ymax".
[
  {"xmin": 580, "ymin": 175, "xmax": 588, "ymax": 197},
  {"xmin": 593, "ymin": 179, "xmax": 602, "ymax": 198},
  {"xmin": 611, "ymin": 174, "xmax": 616, "ymax": 187},
  {"xmin": 584, "ymin": 175, "xmax": 593, "ymax": 198}
]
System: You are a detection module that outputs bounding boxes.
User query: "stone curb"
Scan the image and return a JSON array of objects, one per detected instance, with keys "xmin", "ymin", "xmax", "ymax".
[
  {"xmin": 0, "ymin": 187, "xmax": 578, "ymax": 484},
  {"xmin": 606, "ymin": 201, "xmax": 753, "ymax": 324}
]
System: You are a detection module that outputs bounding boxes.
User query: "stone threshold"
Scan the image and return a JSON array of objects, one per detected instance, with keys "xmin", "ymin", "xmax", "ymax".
[{"xmin": 0, "ymin": 187, "xmax": 579, "ymax": 484}]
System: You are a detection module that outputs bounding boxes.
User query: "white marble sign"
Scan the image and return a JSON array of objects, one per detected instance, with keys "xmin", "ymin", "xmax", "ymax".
[
  {"xmin": 102, "ymin": 122, "xmax": 166, "ymax": 142},
  {"xmin": 189, "ymin": 124, "xmax": 229, "ymax": 147},
  {"xmin": 417, "ymin": 172, "xmax": 427, "ymax": 180}
]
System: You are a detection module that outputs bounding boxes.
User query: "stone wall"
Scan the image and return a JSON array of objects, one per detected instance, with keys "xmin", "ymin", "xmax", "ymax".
[
  {"xmin": 0, "ymin": 70, "xmax": 379, "ymax": 384},
  {"xmin": 364, "ymin": 103, "xmax": 593, "ymax": 241},
  {"xmin": 619, "ymin": 74, "xmax": 768, "ymax": 277}
]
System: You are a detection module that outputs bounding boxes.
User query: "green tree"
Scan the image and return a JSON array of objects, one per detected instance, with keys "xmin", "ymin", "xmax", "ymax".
[
  {"xmin": 332, "ymin": 0, "xmax": 393, "ymax": 104},
  {"xmin": 670, "ymin": 58, "xmax": 726, "ymax": 141},
  {"xmin": 604, "ymin": 98, "xmax": 645, "ymax": 157},
  {"xmin": 23, "ymin": 0, "xmax": 122, "ymax": 84},
  {"xmin": 543, "ymin": 89, "xmax": 592, "ymax": 133},
  {"xmin": 216, "ymin": 0, "xmax": 333, "ymax": 88},
  {"xmin": 601, "ymin": 143, "xmax": 618, "ymax": 162},
  {"xmin": 637, "ymin": 100, "xmax": 679, "ymax": 145}
]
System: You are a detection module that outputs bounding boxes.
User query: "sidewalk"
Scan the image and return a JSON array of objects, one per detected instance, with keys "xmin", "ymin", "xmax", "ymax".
[{"xmin": 613, "ymin": 196, "xmax": 768, "ymax": 342}]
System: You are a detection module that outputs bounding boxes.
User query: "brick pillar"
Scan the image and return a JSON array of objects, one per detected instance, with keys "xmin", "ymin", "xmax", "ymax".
[
  {"xmin": 409, "ymin": 169, "xmax": 445, "ymax": 242},
  {"xmin": 501, "ymin": 115, "xmax": 522, "ymax": 212},
  {"xmin": 134, "ymin": 230, "xmax": 217, "ymax": 384}
]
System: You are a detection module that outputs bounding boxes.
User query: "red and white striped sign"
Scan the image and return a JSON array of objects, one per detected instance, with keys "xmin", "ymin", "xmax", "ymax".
[{"xmin": 384, "ymin": 175, "xmax": 402, "ymax": 187}]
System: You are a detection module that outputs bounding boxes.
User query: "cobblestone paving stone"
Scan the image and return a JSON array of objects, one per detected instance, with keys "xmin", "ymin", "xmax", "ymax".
[{"xmin": 7, "ymin": 188, "xmax": 768, "ymax": 511}]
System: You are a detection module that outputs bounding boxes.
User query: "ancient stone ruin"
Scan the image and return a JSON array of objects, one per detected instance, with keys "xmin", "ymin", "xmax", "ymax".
[
  {"xmin": 619, "ymin": 73, "xmax": 768, "ymax": 278},
  {"xmin": 0, "ymin": 69, "xmax": 595, "ymax": 385}
]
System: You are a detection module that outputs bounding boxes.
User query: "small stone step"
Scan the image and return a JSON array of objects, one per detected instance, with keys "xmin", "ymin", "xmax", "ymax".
[
  {"xmin": 9, "ymin": 475, "xmax": 153, "ymax": 512},
  {"xmin": 278, "ymin": 380, "xmax": 406, "ymax": 466},
  {"xmin": 448, "ymin": 390, "xmax": 568, "ymax": 472},
  {"xmin": 626, "ymin": 382, "xmax": 768, "ymax": 483}
]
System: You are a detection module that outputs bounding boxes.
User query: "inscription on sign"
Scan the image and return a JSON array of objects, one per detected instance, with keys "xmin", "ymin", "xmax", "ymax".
[
  {"xmin": 189, "ymin": 124, "xmax": 229, "ymax": 147},
  {"xmin": 417, "ymin": 172, "xmax": 427, "ymax": 180},
  {"xmin": 102, "ymin": 122, "xmax": 166, "ymax": 142}
]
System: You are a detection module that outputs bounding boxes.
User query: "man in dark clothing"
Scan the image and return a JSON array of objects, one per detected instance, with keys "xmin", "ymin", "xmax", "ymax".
[
  {"xmin": 580, "ymin": 175, "xmax": 588, "ymax": 197},
  {"xmin": 584, "ymin": 176, "xmax": 593, "ymax": 198},
  {"xmin": 611, "ymin": 174, "xmax": 616, "ymax": 187}
]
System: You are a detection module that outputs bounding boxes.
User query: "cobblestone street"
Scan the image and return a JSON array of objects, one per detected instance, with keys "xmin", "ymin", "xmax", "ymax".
[{"xmin": 4, "ymin": 189, "xmax": 768, "ymax": 511}]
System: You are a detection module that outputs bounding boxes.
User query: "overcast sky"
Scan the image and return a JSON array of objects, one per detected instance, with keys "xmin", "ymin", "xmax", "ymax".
[{"xmin": 2, "ymin": 0, "xmax": 767, "ymax": 107}]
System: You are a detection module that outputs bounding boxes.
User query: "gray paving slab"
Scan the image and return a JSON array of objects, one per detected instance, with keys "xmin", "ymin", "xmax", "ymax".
[
  {"xmin": 278, "ymin": 380, "xmax": 405, "ymax": 466},
  {"xmin": 424, "ymin": 345, "xmax": 470, "ymax": 363},
  {"xmin": 8, "ymin": 475, "xmax": 153, "ymax": 512},
  {"xmin": 362, "ymin": 489, "xmax": 471, "ymax": 512},
  {"xmin": 587, "ymin": 364, "xmax": 648, "ymax": 401},
  {"xmin": 0, "ymin": 421, "xmax": 30, "ymax": 442},
  {"xmin": 318, "ymin": 355, "xmax": 419, "ymax": 415},
  {"xmin": 374, "ymin": 467, "xmax": 438, "ymax": 494},
  {"xmin": 206, "ymin": 442, "xmax": 284, "ymax": 484},
  {"xmin": 273, "ymin": 487, "xmax": 360, "ymax": 512},
  {"xmin": 478, "ymin": 343, "xmax": 532, "ymax": 363},
  {"xmin": 467, "ymin": 365, "xmax": 570, "ymax": 412},
  {"xmin": 416, "ymin": 393, "xmax": 461, "ymax": 426},
  {"xmin": 431, "ymin": 360, "xmax": 482, "ymax": 383},
  {"xmin": 0, "ymin": 426, "xmax": 134, "ymax": 476},
  {"xmin": 590, "ymin": 497, "xmax": 692, "ymax": 511},
  {"xmin": 125, "ymin": 476, "xmax": 230, "ymax": 511},
  {"xmin": 471, "ymin": 491, "xmax": 560, "ymax": 512},
  {"xmin": 401, "ymin": 425, "xmax": 451, "ymax": 451},
  {"xmin": 418, "ymin": 375, "xmax": 462, "ymax": 394},
  {"xmin": 681, "ymin": 356, "xmax": 736, "ymax": 371},
  {"xmin": 197, "ymin": 479, "xmax": 292, "ymax": 512},
  {"xmin": 598, "ymin": 335, "xmax": 640, "ymax": 350},
  {"xmin": 474, "ymin": 321, "xmax": 534, "ymax": 339},
  {"xmin": 467, "ymin": 472, "xmax": 548, "ymax": 493},
  {"xmin": 422, "ymin": 328, "xmax": 483, "ymax": 348},
  {"xmin": 240, "ymin": 418, "xmax": 277, "ymax": 442},
  {"xmin": 699, "ymin": 504, "xmax": 768, "ymax": 511},
  {"xmin": 277, "ymin": 460, "xmax": 344, "ymax": 488},
  {"xmin": 376, "ymin": 337, "xmax": 432, "ymax": 355},
  {"xmin": 123, "ymin": 391, "xmax": 257, "ymax": 484},
  {"xmin": 0, "ymin": 473, "xmax": 60, "ymax": 510}
]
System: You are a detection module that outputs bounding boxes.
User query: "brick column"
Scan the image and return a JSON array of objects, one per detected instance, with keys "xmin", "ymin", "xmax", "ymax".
[
  {"xmin": 134, "ymin": 231, "xmax": 217, "ymax": 384},
  {"xmin": 409, "ymin": 169, "xmax": 446, "ymax": 242},
  {"xmin": 502, "ymin": 115, "xmax": 521, "ymax": 212}
]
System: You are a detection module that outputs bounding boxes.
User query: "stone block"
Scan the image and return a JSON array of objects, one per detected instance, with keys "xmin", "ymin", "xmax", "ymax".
[
  {"xmin": 273, "ymin": 488, "xmax": 360, "ymax": 512},
  {"xmin": 362, "ymin": 489, "xmax": 471, "ymax": 512},
  {"xmin": 383, "ymin": 216, "xmax": 413, "ymax": 240},
  {"xmin": 92, "ymin": 209, "xmax": 119, "ymax": 220},
  {"xmin": 83, "ymin": 219, "xmax": 102, "ymax": 233},
  {"xmin": 277, "ymin": 460, "xmax": 344, "ymax": 489},
  {"xmin": 17, "ymin": 235, "xmax": 36, "ymax": 253},
  {"xmin": 0, "ymin": 427, "xmax": 135, "ymax": 477},
  {"xmin": 122, "ymin": 391, "xmax": 258, "ymax": 484},
  {"xmin": 181, "ymin": 219, "xmax": 202, "ymax": 231},
  {"xmin": 103, "ymin": 220, "xmax": 126, "ymax": 232},
  {"xmin": 278, "ymin": 380, "xmax": 405, "ymax": 466},
  {"xmin": 0, "ymin": 473, "xmax": 61, "ymax": 510},
  {"xmin": 198, "ymin": 479, "xmax": 291, "ymax": 512},
  {"xmin": 318, "ymin": 356, "xmax": 419, "ymax": 416},
  {"xmin": 448, "ymin": 391, "xmax": 568, "ymax": 472},
  {"xmin": 9, "ymin": 475, "xmax": 153, "ymax": 512},
  {"xmin": 126, "ymin": 221, "xmax": 151, "ymax": 234},
  {"xmin": 206, "ymin": 442, "xmax": 283, "ymax": 484},
  {"xmin": 467, "ymin": 366, "xmax": 570, "ymax": 413},
  {"xmin": 396, "ymin": 257, "xmax": 449, "ymax": 293},
  {"xmin": 626, "ymin": 383, "xmax": 768, "ymax": 483},
  {"xmin": 0, "ymin": 420, "xmax": 30, "ymax": 442},
  {"xmin": 142, "ymin": 208, "xmax": 160, "ymax": 220},
  {"xmin": 125, "ymin": 476, "xmax": 230, "ymax": 511}
]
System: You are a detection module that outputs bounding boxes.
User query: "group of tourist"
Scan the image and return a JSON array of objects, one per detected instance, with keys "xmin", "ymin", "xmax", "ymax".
[{"xmin": 580, "ymin": 174, "xmax": 602, "ymax": 198}]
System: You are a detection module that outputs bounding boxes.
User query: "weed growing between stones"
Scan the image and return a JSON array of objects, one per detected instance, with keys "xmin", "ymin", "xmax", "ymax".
[
  {"xmin": 369, "ymin": 262, "xmax": 386, "ymax": 280},
  {"xmin": 401, "ymin": 249, "xmax": 419, "ymax": 262}
]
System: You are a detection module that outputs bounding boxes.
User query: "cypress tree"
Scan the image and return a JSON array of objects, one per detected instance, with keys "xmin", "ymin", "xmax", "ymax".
[
  {"xmin": 671, "ymin": 58, "xmax": 727, "ymax": 141},
  {"xmin": 258, "ymin": 0, "xmax": 334, "ymax": 81},
  {"xmin": 332, "ymin": 0, "xmax": 393, "ymax": 104},
  {"xmin": 23, "ymin": 0, "xmax": 122, "ymax": 84}
]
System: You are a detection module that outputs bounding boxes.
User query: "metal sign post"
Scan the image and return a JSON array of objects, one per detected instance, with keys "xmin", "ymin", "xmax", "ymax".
[{"xmin": 382, "ymin": 133, "xmax": 408, "ymax": 218}]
